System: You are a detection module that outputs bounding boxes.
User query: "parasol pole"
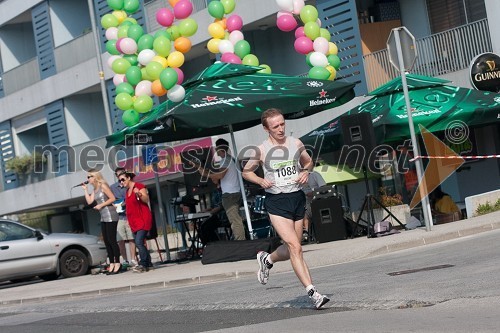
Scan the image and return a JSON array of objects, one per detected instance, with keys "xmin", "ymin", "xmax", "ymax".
[{"xmin": 228, "ymin": 124, "xmax": 255, "ymax": 240}]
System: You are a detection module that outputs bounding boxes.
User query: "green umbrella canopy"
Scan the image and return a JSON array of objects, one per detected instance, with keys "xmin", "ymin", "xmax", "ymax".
[
  {"xmin": 106, "ymin": 63, "xmax": 356, "ymax": 147},
  {"xmin": 301, "ymin": 83, "xmax": 500, "ymax": 153},
  {"xmin": 368, "ymin": 73, "xmax": 451, "ymax": 97},
  {"xmin": 314, "ymin": 164, "xmax": 381, "ymax": 185}
]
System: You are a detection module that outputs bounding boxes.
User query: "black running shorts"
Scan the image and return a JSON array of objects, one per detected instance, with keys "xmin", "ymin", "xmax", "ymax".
[{"xmin": 264, "ymin": 190, "xmax": 306, "ymax": 221}]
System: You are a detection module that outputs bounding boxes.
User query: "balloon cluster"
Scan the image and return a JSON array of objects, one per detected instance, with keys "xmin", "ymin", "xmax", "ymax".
[
  {"xmin": 101, "ymin": 0, "xmax": 198, "ymax": 127},
  {"xmin": 275, "ymin": 0, "xmax": 340, "ymax": 80},
  {"xmin": 206, "ymin": 0, "xmax": 272, "ymax": 74}
]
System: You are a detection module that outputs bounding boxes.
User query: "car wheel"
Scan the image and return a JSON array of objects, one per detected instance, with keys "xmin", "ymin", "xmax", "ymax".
[
  {"xmin": 60, "ymin": 249, "xmax": 89, "ymax": 278},
  {"xmin": 39, "ymin": 273, "xmax": 59, "ymax": 281}
]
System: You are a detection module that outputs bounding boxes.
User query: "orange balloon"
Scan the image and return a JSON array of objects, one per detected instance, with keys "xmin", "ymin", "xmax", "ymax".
[
  {"xmin": 168, "ymin": 0, "xmax": 181, "ymax": 7},
  {"xmin": 151, "ymin": 79, "xmax": 167, "ymax": 96},
  {"xmin": 214, "ymin": 18, "xmax": 227, "ymax": 30},
  {"xmin": 174, "ymin": 37, "xmax": 192, "ymax": 53}
]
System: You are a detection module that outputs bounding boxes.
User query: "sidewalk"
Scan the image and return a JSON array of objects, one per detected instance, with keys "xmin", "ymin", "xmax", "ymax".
[{"xmin": 1, "ymin": 211, "xmax": 499, "ymax": 305}]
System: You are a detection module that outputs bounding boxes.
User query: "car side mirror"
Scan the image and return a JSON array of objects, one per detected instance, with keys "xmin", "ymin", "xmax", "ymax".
[{"xmin": 34, "ymin": 230, "xmax": 44, "ymax": 241}]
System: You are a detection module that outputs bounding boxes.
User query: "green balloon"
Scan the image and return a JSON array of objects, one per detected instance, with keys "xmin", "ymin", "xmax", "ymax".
[
  {"xmin": 300, "ymin": 5, "xmax": 319, "ymax": 23},
  {"xmin": 153, "ymin": 35, "xmax": 171, "ymax": 57},
  {"xmin": 154, "ymin": 30, "xmax": 170, "ymax": 39},
  {"xmin": 125, "ymin": 66, "xmax": 142, "ymax": 85},
  {"xmin": 123, "ymin": 0, "xmax": 140, "ymax": 14},
  {"xmin": 127, "ymin": 24, "xmax": 144, "ymax": 41},
  {"xmin": 258, "ymin": 64, "xmax": 272, "ymax": 74},
  {"xmin": 105, "ymin": 39, "xmax": 120, "ymax": 55},
  {"xmin": 178, "ymin": 18, "xmax": 198, "ymax": 37},
  {"xmin": 117, "ymin": 25, "xmax": 130, "ymax": 38},
  {"xmin": 304, "ymin": 21, "xmax": 320, "ymax": 40},
  {"xmin": 234, "ymin": 40, "xmax": 251, "ymax": 59},
  {"xmin": 166, "ymin": 25, "xmax": 181, "ymax": 40},
  {"xmin": 101, "ymin": 14, "xmax": 119, "ymax": 29},
  {"xmin": 208, "ymin": 1, "xmax": 225, "ymax": 19},
  {"xmin": 242, "ymin": 54, "xmax": 259, "ymax": 66},
  {"xmin": 122, "ymin": 109, "xmax": 141, "ymax": 127},
  {"xmin": 320, "ymin": 28, "xmax": 331, "ymax": 42},
  {"xmin": 119, "ymin": 20, "xmax": 133, "ymax": 27},
  {"xmin": 115, "ymin": 92, "xmax": 134, "ymax": 110},
  {"xmin": 123, "ymin": 54, "xmax": 138, "ymax": 66},
  {"xmin": 141, "ymin": 67, "xmax": 154, "ymax": 81},
  {"xmin": 145, "ymin": 61, "xmax": 163, "ymax": 80},
  {"xmin": 308, "ymin": 66, "xmax": 330, "ymax": 80},
  {"xmin": 116, "ymin": 82, "xmax": 134, "ymax": 95},
  {"xmin": 221, "ymin": 0, "xmax": 235, "ymax": 14},
  {"xmin": 137, "ymin": 34, "xmax": 154, "ymax": 51},
  {"xmin": 112, "ymin": 58, "xmax": 131, "ymax": 74},
  {"xmin": 327, "ymin": 54, "xmax": 341, "ymax": 69},
  {"xmin": 107, "ymin": 0, "xmax": 124, "ymax": 10},
  {"xmin": 159, "ymin": 67, "xmax": 178, "ymax": 90},
  {"xmin": 123, "ymin": 17, "xmax": 137, "ymax": 25},
  {"xmin": 134, "ymin": 95, "xmax": 154, "ymax": 113},
  {"xmin": 305, "ymin": 52, "xmax": 313, "ymax": 67}
]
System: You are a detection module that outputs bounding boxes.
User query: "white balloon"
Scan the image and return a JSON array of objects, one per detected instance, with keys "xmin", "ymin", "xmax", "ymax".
[
  {"xmin": 167, "ymin": 84, "xmax": 186, "ymax": 102},
  {"xmin": 309, "ymin": 51, "xmax": 329, "ymax": 67},
  {"xmin": 276, "ymin": 10, "xmax": 293, "ymax": 18},
  {"xmin": 105, "ymin": 27, "xmax": 118, "ymax": 40},
  {"xmin": 218, "ymin": 40, "xmax": 234, "ymax": 54},
  {"xmin": 107, "ymin": 55, "xmax": 121, "ymax": 69},
  {"xmin": 292, "ymin": 0, "xmax": 305, "ymax": 15},
  {"xmin": 137, "ymin": 49, "xmax": 156, "ymax": 66},
  {"xmin": 313, "ymin": 37, "xmax": 329, "ymax": 55},
  {"xmin": 135, "ymin": 80, "xmax": 152, "ymax": 96},
  {"xmin": 316, "ymin": 18, "xmax": 322, "ymax": 27},
  {"xmin": 113, "ymin": 74, "xmax": 125, "ymax": 86},
  {"xmin": 229, "ymin": 30, "xmax": 244, "ymax": 45},
  {"xmin": 275, "ymin": 0, "xmax": 294, "ymax": 12}
]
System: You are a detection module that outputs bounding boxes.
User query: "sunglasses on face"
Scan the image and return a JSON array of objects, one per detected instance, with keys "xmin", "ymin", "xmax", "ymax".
[
  {"xmin": 119, "ymin": 178, "xmax": 126, "ymax": 183},
  {"xmin": 87, "ymin": 175, "xmax": 94, "ymax": 179}
]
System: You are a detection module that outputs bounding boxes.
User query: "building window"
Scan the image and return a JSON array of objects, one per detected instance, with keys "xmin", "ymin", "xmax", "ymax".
[{"xmin": 426, "ymin": 0, "xmax": 486, "ymax": 33}]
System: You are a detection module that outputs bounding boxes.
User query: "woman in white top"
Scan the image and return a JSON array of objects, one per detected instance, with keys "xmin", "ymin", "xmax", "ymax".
[{"xmin": 242, "ymin": 108, "xmax": 330, "ymax": 309}]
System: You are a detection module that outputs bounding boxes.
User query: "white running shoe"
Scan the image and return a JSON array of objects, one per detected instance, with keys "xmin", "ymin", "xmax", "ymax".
[
  {"xmin": 257, "ymin": 251, "xmax": 273, "ymax": 285},
  {"xmin": 309, "ymin": 289, "xmax": 330, "ymax": 309}
]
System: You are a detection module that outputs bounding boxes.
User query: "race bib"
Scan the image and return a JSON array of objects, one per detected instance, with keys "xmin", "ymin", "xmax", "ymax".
[{"xmin": 272, "ymin": 160, "xmax": 298, "ymax": 187}]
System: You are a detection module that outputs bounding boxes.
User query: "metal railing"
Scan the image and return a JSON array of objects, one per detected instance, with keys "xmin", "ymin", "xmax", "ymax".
[{"xmin": 363, "ymin": 19, "xmax": 492, "ymax": 91}]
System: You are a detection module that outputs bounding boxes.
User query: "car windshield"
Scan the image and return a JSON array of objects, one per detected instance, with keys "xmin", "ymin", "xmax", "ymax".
[{"xmin": 0, "ymin": 221, "xmax": 35, "ymax": 241}]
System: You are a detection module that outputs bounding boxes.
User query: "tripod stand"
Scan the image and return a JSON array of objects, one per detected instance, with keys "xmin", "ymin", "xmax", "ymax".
[{"xmin": 352, "ymin": 165, "xmax": 406, "ymax": 238}]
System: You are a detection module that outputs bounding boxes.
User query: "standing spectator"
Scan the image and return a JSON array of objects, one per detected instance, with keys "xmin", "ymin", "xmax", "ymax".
[
  {"xmin": 82, "ymin": 169, "xmax": 121, "ymax": 275},
  {"xmin": 242, "ymin": 108, "xmax": 330, "ymax": 309},
  {"xmin": 195, "ymin": 139, "xmax": 246, "ymax": 240},
  {"xmin": 110, "ymin": 167, "xmax": 137, "ymax": 267},
  {"xmin": 119, "ymin": 171, "xmax": 153, "ymax": 273},
  {"xmin": 301, "ymin": 166, "xmax": 326, "ymax": 242}
]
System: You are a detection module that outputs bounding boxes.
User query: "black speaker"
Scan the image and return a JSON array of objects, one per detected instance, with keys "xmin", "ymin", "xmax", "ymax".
[
  {"xmin": 339, "ymin": 113, "xmax": 377, "ymax": 169},
  {"xmin": 311, "ymin": 195, "xmax": 346, "ymax": 243},
  {"xmin": 181, "ymin": 147, "xmax": 217, "ymax": 196}
]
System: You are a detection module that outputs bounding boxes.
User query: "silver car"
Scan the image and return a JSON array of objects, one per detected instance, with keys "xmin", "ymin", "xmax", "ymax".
[{"xmin": 0, "ymin": 219, "xmax": 107, "ymax": 283}]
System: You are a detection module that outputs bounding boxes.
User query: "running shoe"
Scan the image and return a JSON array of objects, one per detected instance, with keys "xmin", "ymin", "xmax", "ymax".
[
  {"xmin": 308, "ymin": 289, "xmax": 330, "ymax": 309},
  {"xmin": 257, "ymin": 251, "xmax": 273, "ymax": 285}
]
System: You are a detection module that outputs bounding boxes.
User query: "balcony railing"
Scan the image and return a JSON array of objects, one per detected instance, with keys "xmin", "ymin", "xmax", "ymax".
[{"xmin": 363, "ymin": 19, "xmax": 492, "ymax": 92}]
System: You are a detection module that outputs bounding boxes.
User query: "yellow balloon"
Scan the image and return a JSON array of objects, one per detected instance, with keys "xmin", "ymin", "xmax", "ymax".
[
  {"xmin": 167, "ymin": 51, "xmax": 185, "ymax": 68},
  {"xmin": 152, "ymin": 55, "xmax": 168, "ymax": 68},
  {"xmin": 207, "ymin": 38, "xmax": 221, "ymax": 54},
  {"xmin": 112, "ymin": 10, "xmax": 127, "ymax": 24},
  {"xmin": 328, "ymin": 42, "xmax": 338, "ymax": 55},
  {"xmin": 208, "ymin": 22, "xmax": 225, "ymax": 39},
  {"xmin": 326, "ymin": 65, "xmax": 337, "ymax": 80}
]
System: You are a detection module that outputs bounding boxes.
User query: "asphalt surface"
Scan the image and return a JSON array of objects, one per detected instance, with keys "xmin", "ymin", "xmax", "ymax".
[{"xmin": 1, "ymin": 210, "xmax": 499, "ymax": 305}]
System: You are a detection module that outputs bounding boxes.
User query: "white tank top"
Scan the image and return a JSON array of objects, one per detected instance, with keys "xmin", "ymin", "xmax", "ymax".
[{"xmin": 262, "ymin": 136, "xmax": 303, "ymax": 194}]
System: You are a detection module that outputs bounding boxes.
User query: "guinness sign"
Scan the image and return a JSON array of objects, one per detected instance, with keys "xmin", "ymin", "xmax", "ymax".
[{"xmin": 469, "ymin": 52, "xmax": 500, "ymax": 92}]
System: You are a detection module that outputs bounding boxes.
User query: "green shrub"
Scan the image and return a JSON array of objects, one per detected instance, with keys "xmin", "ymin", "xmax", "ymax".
[{"xmin": 475, "ymin": 198, "xmax": 500, "ymax": 216}]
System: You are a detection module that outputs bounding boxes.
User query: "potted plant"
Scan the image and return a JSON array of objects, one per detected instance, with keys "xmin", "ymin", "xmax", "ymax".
[
  {"xmin": 371, "ymin": 187, "xmax": 411, "ymax": 226},
  {"xmin": 5, "ymin": 153, "xmax": 47, "ymax": 183}
]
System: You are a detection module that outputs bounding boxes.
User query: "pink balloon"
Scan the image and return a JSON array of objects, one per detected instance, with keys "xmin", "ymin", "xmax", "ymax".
[
  {"xmin": 229, "ymin": 30, "xmax": 244, "ymax": 45},
  {"xmin": 113, "ymin": 74, "xmax": 125, "ymax": 86},
  {"xmin": 156, "ymin": 8, "xmax": 174, "ymax": 27},
  {"xmin": 313, "ymin": 37, "xmax": 329, "ymax": 55},
  {"xmin": 294, "ymin": 26, "xmax": 305, "ymax": 39},
  {"xmin": 226, "ymin": 14, "xmax": 243, "ymax": 32},
  {"xmin": 173, "ymin": 0, "xmax": 193, "ymax": 19},
  {"xmin": 115, "ymin": 37, "xmax": 124, "ymax": 53},
  {"xmin": 294, "ymin": 36, "xmax": 313, "ymax": 54},
  {"xmin": 276, "ymin": 10, "xmax": 292, "ymax": 18},
  {"xmin": 105, "ymin": 27, "xmax": 118, "ymax": 40},
  {"xmin": 120, "ymin": 37, "xmax": 138, "ymax": 55},
  {"xmin": 221, "ymin": 52, "xmax": 242, "ymax": 64},
  {"xmin": 173, "ymin": 67, "xmax": 184, "ymax": 85},
  {"xmin": 277, "ymin": 14, "xmax": 297, "ymax": 32},
  {"xmin": 135, "ymin": 80, "xmax": 153, "ymax": 96}
]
